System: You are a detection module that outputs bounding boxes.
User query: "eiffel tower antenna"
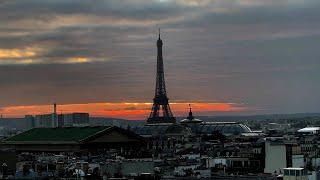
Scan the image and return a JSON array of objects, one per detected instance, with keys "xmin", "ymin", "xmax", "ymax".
[{"xmin": 147, "ymin": 29, "xmax": 176, "ymax": 124}]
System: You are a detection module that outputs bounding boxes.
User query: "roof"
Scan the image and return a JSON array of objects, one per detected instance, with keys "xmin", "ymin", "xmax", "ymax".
[
  {"xmin": 283, "ymin": 168, "xmax": 304, "ymax": 170},
  {"xmin": 180, "ymin": 118, "xmax": 203, "ymax": 123},
  {"xmin": 131, "ymin": 122, "xmax": 251, "ymax": 136},
  {"xmin": 297, "ymin": 127, "xmax": 320, "ymax": 133},
  {"xmin": 204, "ymin": 122, "xmax": 237, "ymax": 124},
  {"xmin": 180, "ymin": 107, "xmax": 203, "ymax": 124},
  {"xmin": 4, "ymin": 126, "xmax": 111, "ymax": 143},
  {"xmin": 165, "ymin": 124, "xmax": 191, "ymax": 135}
]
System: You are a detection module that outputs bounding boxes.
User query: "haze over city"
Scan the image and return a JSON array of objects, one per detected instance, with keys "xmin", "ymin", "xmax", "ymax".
[{"xmin": 0, "ymin": 0, "xmax": 319, "ymax": 119}]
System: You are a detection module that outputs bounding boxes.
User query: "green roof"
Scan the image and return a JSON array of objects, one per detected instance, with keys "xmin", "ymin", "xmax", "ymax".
[{"xmin": 6, "ymin": 126, "xmax": 109, "ymax": 142}]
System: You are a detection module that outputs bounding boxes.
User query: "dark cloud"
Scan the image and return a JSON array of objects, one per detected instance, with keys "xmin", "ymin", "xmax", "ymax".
[
  {"xmin": 0, "ymin": 0, "xmax": 319, "ymax": 115},
  {"xmin": 0, "ymin": 0, "xmax": 192, "ymax": 23}
]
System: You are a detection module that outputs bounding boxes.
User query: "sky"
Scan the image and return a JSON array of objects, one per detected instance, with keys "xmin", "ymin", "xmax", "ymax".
[{"xmin": 0, "ymin": 0, "xmax": 319, "ymax": 119}]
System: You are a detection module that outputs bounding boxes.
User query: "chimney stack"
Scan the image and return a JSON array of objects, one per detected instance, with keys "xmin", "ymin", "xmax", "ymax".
[
  {"xmin": 54, "ymin": 103, "xmax": 57, "ymax": 115},
  {"xmin": 52, "ymin": 103, "xmax": 57, "ymax": 127}
]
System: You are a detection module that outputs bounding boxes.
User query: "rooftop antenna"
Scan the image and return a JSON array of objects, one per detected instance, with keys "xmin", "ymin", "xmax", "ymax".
[{"xmin": 158, "ymin": 28, "xmax": 161, "ymax": 39}]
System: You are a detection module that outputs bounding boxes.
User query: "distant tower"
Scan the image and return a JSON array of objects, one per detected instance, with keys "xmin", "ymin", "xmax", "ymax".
[
  {"xmin": 52, "ymin": 103, "xmax": 58, "ymax": 127},
  {"xmin": 147, "ymin": 29, "xmax": 176, "ymax": 124},
  {"xmin": 54, "ymin": 103, "xmax": 57, "ymax": 115}
]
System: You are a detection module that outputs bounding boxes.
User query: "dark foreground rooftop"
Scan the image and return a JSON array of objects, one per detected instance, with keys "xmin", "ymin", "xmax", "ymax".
[
  {"xmin": 6, "ymin": 126, "xmax": 108, "ymax": 142},
  {"xmin": 2, "ymin": 126, "xmax": 145, "ymax": 152}
]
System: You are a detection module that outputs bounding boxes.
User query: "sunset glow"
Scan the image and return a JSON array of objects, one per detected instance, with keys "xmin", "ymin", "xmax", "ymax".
[
  {"xmin": 0, "ymin": 0, "xmax": 317, "ymax": 116},
  {"xmin": 0, "ymin": 48, "xmax": 36, "ymax": 58},
  {"xmin": 0, "ymin": 102, "xmax": 248, "ymax": 120}
]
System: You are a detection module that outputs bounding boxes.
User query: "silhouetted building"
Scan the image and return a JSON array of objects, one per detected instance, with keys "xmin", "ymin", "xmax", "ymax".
[
  {"xmin": 24, "ymin": 115, "xmax": 35, "ymax": 129},
  {"xmin": 28, "ymin": 103, "xmax": 89, "ymax": 128},
  {"xmin": 34, "ymin": 114, "xmax": 56, "ymax": 128},
  {"xmin": 180, "ymin": 105, "xmax": 203, "ymax": 124},
  {"xmin": 2, "ymin": 126, "xmax": 146, "ymax": 157},
  {"xmin": 58, "ymin": 113, "xmax": 89, "ymax": 127},
  {"xmin": 33, "ymin": 103, "xmax": 58, "ymax": 128}
]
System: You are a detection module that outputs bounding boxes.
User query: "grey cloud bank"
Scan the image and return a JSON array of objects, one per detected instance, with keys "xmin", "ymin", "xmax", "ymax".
[{"xmin": 0, "ymin": 0, "xmax": 319, "ymax": 115}]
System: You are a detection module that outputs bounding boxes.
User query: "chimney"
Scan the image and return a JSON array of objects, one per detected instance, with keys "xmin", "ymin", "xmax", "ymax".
[
  {"xmin": 52, "ymin": 103, "xmax": 57, "ymax": 127},
  {"xmin": 54, "ymin": 103, "xmax": 57, "ymax": 115}
]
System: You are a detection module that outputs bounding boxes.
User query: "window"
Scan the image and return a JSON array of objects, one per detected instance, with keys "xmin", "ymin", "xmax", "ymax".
[
  {"xmin": 289, "ymin": 170, "xmax": 295, "ymax": 176},
  {"xmin": 244, "ymin": 161, "xmax": 249, "ymax": 167}
]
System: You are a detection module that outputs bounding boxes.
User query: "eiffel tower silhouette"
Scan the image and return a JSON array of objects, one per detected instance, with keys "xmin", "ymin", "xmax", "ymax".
[{"xmin": 147, "ymin": 29, "xmax": 176, "ymax": 124}]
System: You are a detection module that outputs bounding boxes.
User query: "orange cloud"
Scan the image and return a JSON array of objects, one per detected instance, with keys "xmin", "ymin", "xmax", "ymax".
[
  {"xmin": 0, "ymin": 102, "xmax": 248, "ymax": 120},
  {"xmin": 0, "ymin": 48, "xmax": 36, "ymax": 58}
]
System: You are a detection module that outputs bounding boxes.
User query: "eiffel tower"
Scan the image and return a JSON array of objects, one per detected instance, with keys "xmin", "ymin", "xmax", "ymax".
[{"xmin": 147, "ymin": 29, "xmax": 176, "ymax": 124}]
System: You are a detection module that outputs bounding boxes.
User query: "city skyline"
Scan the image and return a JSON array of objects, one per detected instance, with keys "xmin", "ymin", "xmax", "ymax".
[
  {"xmin": 0, "ymin": 102, "xmax": 248, "ymax": 120},
  {"xmin": 0, "ymin": 0, "xmax": 320, "ymax": 119}
]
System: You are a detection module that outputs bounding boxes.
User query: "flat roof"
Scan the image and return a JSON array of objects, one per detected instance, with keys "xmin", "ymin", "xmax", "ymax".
[
  {"xmin": 204, "ymin": 122, "xmax": 237, "ymax": 124},
  {"xmin": 283, "ymin": 168, "xmax": 304, "ymax": 170},
  {"xmin": 298, "ymin": 127, "xmax": 320, "ymax": 132}
]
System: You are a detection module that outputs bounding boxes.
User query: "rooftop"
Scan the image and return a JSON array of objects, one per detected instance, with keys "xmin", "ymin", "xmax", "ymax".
[
  {"xmin": 297, "ymin": 127, "xmax": 320, "ymax": 133},
  {"xmin": 283, "ymin": 168, "xmax": 304, "ymax": 170},
  {"xmin": 5, "ymin": 126, "xmax": 110, "ymax": 142},
  {"xmin": 132, "ymin": 122, "xmax": 251, "ymax": 136}
]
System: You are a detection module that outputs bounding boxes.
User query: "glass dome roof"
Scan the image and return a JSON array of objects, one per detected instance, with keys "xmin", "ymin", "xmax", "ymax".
[
  {"xmin": 131, "ymin": 122, "xmax": 251, "ymax": 136},
  {"xmin": 196, "ymin": 123, "xmax": 251, "ymax": 135}
]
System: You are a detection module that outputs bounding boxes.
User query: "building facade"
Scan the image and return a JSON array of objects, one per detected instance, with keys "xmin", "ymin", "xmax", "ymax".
[{"xmin": 58, "ymin": 113, "xmax": 89, "ymax": 127}]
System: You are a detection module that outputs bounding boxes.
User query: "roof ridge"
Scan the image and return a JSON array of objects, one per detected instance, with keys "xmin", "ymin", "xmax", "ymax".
[
  {"xmin": 78, "ymin": 126, "xmax": 114, "ymax": 143},
  {"xmin": 3, "ymin": 127, "xmax": 35, "ymax": 142}
]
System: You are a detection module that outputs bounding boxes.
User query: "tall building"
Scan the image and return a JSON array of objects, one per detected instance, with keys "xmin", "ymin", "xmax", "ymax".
[
  {"xmin": 31, "ymin": 104, "xmax": 89, "ymax": 128},
  {"xmin": 34, "ymin": 114, "xmax": 55, "ymax": 128},
  {"xmin": 24, "ymin": 115, "xmax": 35, "ymax": 129},
  {"xmin": 34, "ymin": 103, "xmax": 58, "ymax": 128},
  {"xmin": 59, "ymin": 113, "xmax": 89, "ymax": 127},
  {"xmin": 33, "ymin": 113, "xmax": 89, "ymax": 128},
  {"xmin": 147, "ymin": 29, "xmax": 176, "ymax": 124},
  {"xmin": 264, "ymin": 137, "xmax": 293, "ymax": 174}
]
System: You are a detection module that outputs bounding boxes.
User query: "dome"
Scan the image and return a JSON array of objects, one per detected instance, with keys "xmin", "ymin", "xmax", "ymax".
[
  {"xmin": 131, "ymin": 122, "xmax": 252, "ymax": 137},
  {"xmin": 180, "ymin": 105, "xmax": 203, "ymax": 124},
  {"xmin": 195, "ymin": 122, "xmax": 252, "ymax": 135},
  {"xmin": 180, "ymin": 118, "xmax": 203, "ymax": 123}
]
